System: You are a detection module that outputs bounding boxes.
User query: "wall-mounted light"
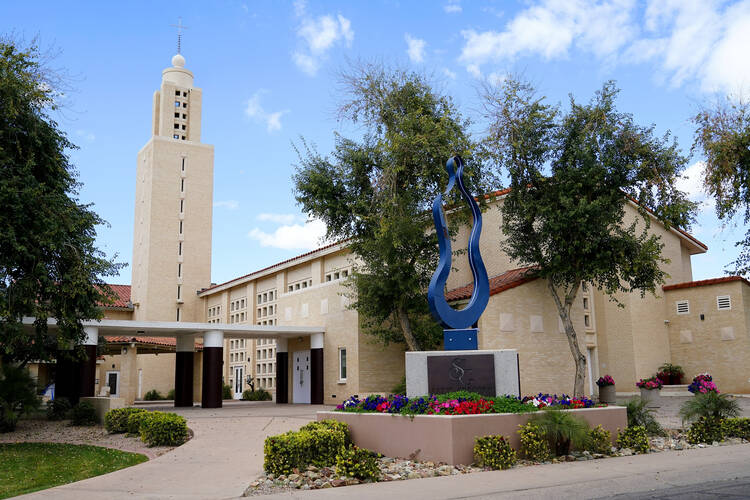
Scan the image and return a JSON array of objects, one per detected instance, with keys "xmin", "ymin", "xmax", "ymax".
[{"xmin": 121, "ymin": 347, "xmax": 128, "ymax": 355}]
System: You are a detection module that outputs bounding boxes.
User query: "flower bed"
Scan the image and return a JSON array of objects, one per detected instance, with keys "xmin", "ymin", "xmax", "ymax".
[
  {"xmin": 688, "ymin": 373, "xmax": 718, "ymax": 394},
  {"xmin": 335, "ymin": 391, "xmax": 601, "ymax": 416},
  {"xmin": 321, "ymin": 403, "xmax": 626, "ymax": 465}
]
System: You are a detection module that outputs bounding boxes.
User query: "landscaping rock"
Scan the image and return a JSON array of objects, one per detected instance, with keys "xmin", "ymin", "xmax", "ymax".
[{"xmin": 620, "ymin": 448, "xmax": 633, "ymax": 456}]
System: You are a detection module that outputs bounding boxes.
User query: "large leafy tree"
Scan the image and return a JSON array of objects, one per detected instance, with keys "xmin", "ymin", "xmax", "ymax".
[
  {"xmin": 294, "ymin": 64, "xmax": 488, "ymax": 351},
  {"xmin": 692, "ymin": 97, "xmax": 750, "ymax": 275},
  {"xmin": 0, "ymin": 41, "xmax": 122, "ymax": 366},
  {"xmin": 483, "ymin": 79, "xmax": 697, "ymax": 396}
]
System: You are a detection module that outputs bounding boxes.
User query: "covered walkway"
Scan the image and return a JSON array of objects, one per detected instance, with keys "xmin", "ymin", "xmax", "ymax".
[{"xmin": 24, "ymin": 318, "xmax": 325, "ymax": 407}]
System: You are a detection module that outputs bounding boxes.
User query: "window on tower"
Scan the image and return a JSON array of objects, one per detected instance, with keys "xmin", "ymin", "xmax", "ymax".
[
  {"xmin": 182, "ymin": 103, "xmax": 187, "ymax": 108},
  {"xmin": 175, "ymin": 90, "xmax": 180, "ymax": 96},
  {"xmin": 175, "ymin": 101, "xmax": 180, "ymax": 107},
  {"xmin": 173, "ymin": 134, "xmax": 179, "ymax": 139},
  {"xmin": 182, "ymin": 92, "xmax": 187, "ymax": 97},
  {"xmin": 174, "ymin": 112, "xmax": 179, "ymax": 118},
  {"xmin": 182, "ymin": 113, "xmax": 187, "ymax": 119},
  {"xmin": 174, "ymin": 123, "xmax": 179, "ymax": 129}
]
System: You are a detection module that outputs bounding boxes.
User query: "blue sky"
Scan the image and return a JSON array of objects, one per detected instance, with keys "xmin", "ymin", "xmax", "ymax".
[{"xmin": 2, "ymin": 0, "xmax": 749, "ymax": 285}]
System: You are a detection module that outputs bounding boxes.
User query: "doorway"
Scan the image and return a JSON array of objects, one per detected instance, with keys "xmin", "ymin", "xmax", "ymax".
[
  {"xmin": 106, "ymin": 371, "xmax": 120, "ymax": 398},
  {"xmin": 292, "ymin": 350, "xmax": 310, "ymax": 404},
  {"xmin": 233, "ymin": 366, "xmax": 244, "ymax": 399}
]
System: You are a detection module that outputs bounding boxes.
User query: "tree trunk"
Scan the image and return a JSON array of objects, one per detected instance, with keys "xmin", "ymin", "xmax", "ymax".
[
  {"xmin": 397, "ymin": 306, "xmax": 422, "ymax": 351},
  {"xmin": 547, "ymin": 280, "xmax": 587, "ymax": 397}
]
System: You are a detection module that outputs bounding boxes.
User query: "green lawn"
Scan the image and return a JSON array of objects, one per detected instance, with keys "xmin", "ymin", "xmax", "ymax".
[{"xmin": 0, "ymin": 443, "xmax": 148, "ymax": 499}]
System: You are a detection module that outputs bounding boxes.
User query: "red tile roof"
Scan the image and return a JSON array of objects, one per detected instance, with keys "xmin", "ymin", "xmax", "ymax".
[
  {"xmin": 100, "ymin": 284, "xmax": 132, "ymax": 309},
  {"xmin": 446, "ymin": 266, "xmax": 538, "ymax": 301},
  {"xmin": 663, "ymin": 275, "xmax": 750, "ymax": 291},
  {"xmin": 104, "ymin": 336, "xmax": 203, "ymax": 350}
]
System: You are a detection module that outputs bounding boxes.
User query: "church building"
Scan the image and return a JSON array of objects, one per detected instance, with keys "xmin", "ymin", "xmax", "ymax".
[{"xmin": 91, "ymin": 52, "xmax": 750, "ymax": 406}]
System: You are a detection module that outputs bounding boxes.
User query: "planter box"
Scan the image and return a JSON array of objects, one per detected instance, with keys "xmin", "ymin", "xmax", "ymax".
[
  {"xmin": 598, "ymin": 385, "xmax": 616, "ymax": 404},
  {"xmin": 80, "ymin": 396, "xmax": 124, "ymax": 424},
  {"xmin": 317, "ymin": 406, "xmax": 627, "ymax": 465},
  {"xmin": 640, "ymin": 388, "xmax": 661, "ymax": 408}
]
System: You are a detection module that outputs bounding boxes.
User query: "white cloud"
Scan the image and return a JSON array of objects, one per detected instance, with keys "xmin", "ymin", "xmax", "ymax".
[
  {"xmin": 444, "ymin": 1, "xmax": 462, "ymax": 14},
  {"xmin": 442, "ymin": 67, "xmax": 457, "ymax": 80},
  {"xmin": 632, "ymin": 0, "xmax": 750, "ymax": 94},
  {"xmin": 214, "ymin": 200, "xmax": 239, "ymax": 210},
  {"xmin": 293, "ymin": 2, "xmax": 354, "ymax": 76},
  {"xmin": 257, "ymin": 213, "xmax": 300, "ymax": 225},
  {"xmin": 677, "ymin": 161, "xmax": 715, "ymax": 210},
  {"xmin": 244, "ymin": 91, "xmax": 289, "ymax": 132},
  {"xmin": 248, "ymin": 218, "xmax": 328, "ymax": 250},
  {"xmin": 75, "ymin": 129, "xmax": 96, "ymax": 142},
  {"xmin": 405, "ymin": 34, "xmax": 427, "ymax": 63}
]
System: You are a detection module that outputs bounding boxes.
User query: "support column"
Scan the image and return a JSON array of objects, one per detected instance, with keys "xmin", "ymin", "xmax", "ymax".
[
  {"xmin": 201, "ymin": 330, "xmax": 223, "ymax": 408},
  {"xmin": 275, "ymin": 338, "xmax": 288, "ymax": 404},
  {"xmin": 77, "ymin": 326, "xmax": 98, "ymax": 399},
  {"xmin": 175, "ymin": 335, "xmax": 195, "ymax": 407},
  {"xmin": 55, "ymin": 342, "xmax": 77, "ymax": 404},
  {"xmin": 310, "ymin": 333, "xmax": 324, "ymax": 405}
]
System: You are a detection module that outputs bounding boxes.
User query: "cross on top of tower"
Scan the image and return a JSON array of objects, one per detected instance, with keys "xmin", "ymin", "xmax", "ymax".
[{"xmin": 170, "ymin": 17, "xmax": 189, "ymax": 54}]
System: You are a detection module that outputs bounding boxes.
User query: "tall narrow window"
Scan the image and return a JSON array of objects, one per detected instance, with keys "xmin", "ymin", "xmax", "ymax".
[
  {"xmin": 178, "ymin": 241, "xmax": 182, "ymax": 255},
  {"xmin": 176, "ymin": 308, "xmax": 181, "ymax": 321},
  {"xmin": 181, "ymin": 157, "xmax": 185, "ymax": 171},
  {"xmin": 179, "ymin": 221, "xmax": 183, "ymax": 234},
  {"xmin": 339, "ymin": 348, "xmax": 347, "ymax": 381},
  {"xmin": 180, "ymin": 199, "xmax": 184, "ymax": 213},
  {"xmin": 178, "ymin": 263, "xmax": 182, "ymax": 277},
  {"xmin": 177, "ymin": 285, "xmax": 181, "ymax": 300},
  {"xmin": 180, "ymin": 179, "xmax": 184, "ymax": 192}
]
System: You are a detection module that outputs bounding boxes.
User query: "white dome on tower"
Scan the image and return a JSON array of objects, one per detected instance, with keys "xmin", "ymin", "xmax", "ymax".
[{"xmin": 171, "ymin": 54, "xmax": 186, "ymax": 68}]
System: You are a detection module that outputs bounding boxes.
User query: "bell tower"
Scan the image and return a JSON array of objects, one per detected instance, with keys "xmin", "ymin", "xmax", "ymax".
[{"xmin": 131, "ymin": 53, "xmax": 214, "ymax": 321}]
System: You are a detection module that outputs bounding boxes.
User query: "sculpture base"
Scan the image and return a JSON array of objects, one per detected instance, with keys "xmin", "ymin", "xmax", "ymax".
[{"xmin": 443, "ymin": 328, "xmax": 478, "ymax": 350}]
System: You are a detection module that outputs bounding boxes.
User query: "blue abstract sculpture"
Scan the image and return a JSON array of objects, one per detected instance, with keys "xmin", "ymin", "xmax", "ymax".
[{"xmin": 428, "ymin": 156, "xmax": 490, "ymax": 350}]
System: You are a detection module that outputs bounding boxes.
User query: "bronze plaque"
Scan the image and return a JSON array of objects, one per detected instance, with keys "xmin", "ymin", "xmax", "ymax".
[{"xmin": 427, "ymin": 354, "xmax": 496, "ymax": 397}]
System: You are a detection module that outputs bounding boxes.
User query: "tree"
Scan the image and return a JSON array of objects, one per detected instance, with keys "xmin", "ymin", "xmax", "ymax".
[
  {"xmin": 483, "ymin": 79, "xmax": 697, "ymax": 396},
  {"xmin": 294, "ymin": 63, "xmax": 489, "ymax": 351},
  {"xmin": 0, "ymin": 40, "xmax": 122, "ymax": 365},
  {"xmin": 692, "ymin": 97, "xmax": 750, "ymax": 275}
]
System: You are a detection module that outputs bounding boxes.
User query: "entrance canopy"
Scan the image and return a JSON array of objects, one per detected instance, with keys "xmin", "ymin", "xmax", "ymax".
[{"xmin": 24, "ymin": 317, "xmax": 325, "ymax": 340}]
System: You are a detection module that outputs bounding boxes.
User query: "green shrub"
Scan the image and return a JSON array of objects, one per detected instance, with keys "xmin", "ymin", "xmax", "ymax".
[
  {"xmin": 391, "ymin": 377, "xmax": 406, "ymax": 396},
  {"xmin": 0, "ymin": 365, "xmax": 40, "ymax": 432},
  {"xmin": 530, "ymin": 409, "xmax": 591, "ymax": 456},
  {"xmin": 335, "ymin": 446, "xmax": 380, "ymax": 481},
  {"xmin": 679, "ymin": 392, "xmax": 741, "ymax": 424},
  {"xmin": 624, "ymin": 398, "xmax": 664, "ymax": 435},
  {"xmin": 473, "ymin": 435, "xmax": 517, "ymax": 470},
  {"xmin": 222, "ymin": 384, "xmax": 232, "ymax": 400},
  {"xmin": 687, "ymin": 416, "xmax": 725, "ymax": 444},
  {"xmin": 616, "ymin": 425, "xmax": 649, "ymax": 453},
  {"xmin": 71, "ymin": 401, "xmax": 97, "ymax": 426},
  {"xmin": 144, "ymin": 389, "xmax": 164, "ymax": 401},
  {"xmin": 46, "ymin": 397, "xmax": 72, "ymax": 421},
  {"xmin": 242, "ymin": 389, "xmax": 272, "ymax": 401},
  {"xmin": 264, "ymin": 422, "xmax": 349, "ymax": 475},
  {"xmin": 299, "ymin": 419, "xmax": 352, "ymax": 442},
  {"xmin": 0, "ymin": 400, "xmax": 18, "ymax": 433},
  {"xmin": 722, "ymin": 417, "xmax": 750, "ymax": 440},
  {"xmin": 127, "ymin": 410, "xmax": 150, "ymax": 435},
  {"xmin": 518, "ymin": 422, "xmax": 550, "ymax": 461},
  {"xmin": 588, "ymin": 425, "xmax": 612, "ymax": 454},
  {"xmin": 104, "ymin": 408, "xmax": 146, "ymax": 433},
  {"xmin": 139, "ymin": 411, "xmax": 188, "ymax": 446},
  {"xmin": 167, "ymin": 389, "xmax": 175, "ymax": 400}
]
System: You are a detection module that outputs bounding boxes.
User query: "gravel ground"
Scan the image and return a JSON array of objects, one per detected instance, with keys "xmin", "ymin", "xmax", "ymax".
[{"xmin": 0, "ymin": 418, "xmax": 179, "ymax": 459}]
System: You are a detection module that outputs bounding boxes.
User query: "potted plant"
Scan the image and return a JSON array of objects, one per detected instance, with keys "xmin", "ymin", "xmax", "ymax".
[
  {"xmin": 596, "ymin": 375, "xmax": 616, "ymax": 404},
  {"xmin": 657, "ymin": 363, "xmax": 685, "ymax": 385},
  {"xmin": 688, "ymin": 373, "xmax": 718, "ymax": 394},
  {"xmin": 636, "ymin": 376, "xmax": 663, "ymax": 407}
]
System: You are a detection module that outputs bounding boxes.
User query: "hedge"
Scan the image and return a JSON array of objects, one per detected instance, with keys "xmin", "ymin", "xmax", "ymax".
[
  {"xmin": 127, "ymin": 410, "xmax": 150, "ymax": 435},
  {"xmin": 264, "ymin": 419, "xmax": 350, "ymax": 475},
  {"xmin": 139, "ymin": 411, "xmax": 188, "ymax": 446},
  {"xmin": 71, "ymin": 402, "xmax": 97, "ymax": 426},
  {"xmin": 104, "ymin": 408, "xmax": 147, "ymax": 433}
]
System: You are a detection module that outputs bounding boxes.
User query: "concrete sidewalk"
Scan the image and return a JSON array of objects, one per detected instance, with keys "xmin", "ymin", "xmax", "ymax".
[{"xmin": 19, "ymin": 402, "xmax": 327, "ymax": 499}]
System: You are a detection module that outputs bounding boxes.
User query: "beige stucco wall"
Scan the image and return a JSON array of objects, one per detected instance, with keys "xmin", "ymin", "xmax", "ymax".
[
  {"xmin": 97, "ymin": 349, "xmax": 177, "ymax": 404},
  {"xmin": 665, "ymin": 282, "xmax": 750, "ymax": 393}
]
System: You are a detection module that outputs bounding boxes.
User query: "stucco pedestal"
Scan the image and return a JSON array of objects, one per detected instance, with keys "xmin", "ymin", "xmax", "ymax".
[
  {"xmin": 599, "ymin": 385, "xmax": 616, "ymax": 404},
  {"xmin": 640, "ymin": 388, "xmax": 662, "ymax": 408},
  {"xmin": 80, "ymin": 396, "xmax": 124, "ymax": 424}
]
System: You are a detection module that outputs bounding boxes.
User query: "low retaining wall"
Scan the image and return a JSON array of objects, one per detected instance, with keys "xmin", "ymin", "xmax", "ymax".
[
  {"xmin": 81, "ymin": 396, "xmax": 124, "ymax": 424},
  {"xmin": 317, "ymin": 406, "xmax": 627, "ymax": 465}
]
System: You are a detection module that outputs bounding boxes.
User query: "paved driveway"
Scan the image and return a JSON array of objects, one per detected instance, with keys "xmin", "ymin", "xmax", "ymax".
[{"xmin": 20, "ymin": 402, "xmax": 327, "ymax": 499}]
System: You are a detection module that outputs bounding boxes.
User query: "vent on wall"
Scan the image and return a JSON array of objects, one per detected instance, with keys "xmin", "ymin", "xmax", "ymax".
[
  {"xmin": 717, "ymin": 295, "xmax": 731, "ymax": 310},
  {"xmin": 676, "ymin": 300, "xmax": 690, "ymax": 315}
]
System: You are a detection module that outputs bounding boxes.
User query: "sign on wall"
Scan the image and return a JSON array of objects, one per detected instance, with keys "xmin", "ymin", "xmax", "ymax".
[{"xmin": 427, "ymin": 354, "xmax": 496, "ymax": 397}]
